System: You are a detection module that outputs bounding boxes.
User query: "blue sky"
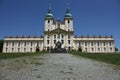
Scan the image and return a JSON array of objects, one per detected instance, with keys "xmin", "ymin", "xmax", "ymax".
[{"xmin": 0, "ymin": 0, "xmax": 120, "ymax": 50}]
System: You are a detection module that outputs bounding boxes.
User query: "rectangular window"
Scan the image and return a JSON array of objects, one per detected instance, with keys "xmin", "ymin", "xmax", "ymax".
[
  {"xmin": 24, "ymin": 42, "xmax": 26, "ymax": 46},
  {"xmin": 91, "ymin": 48, "xmax": 94, "ymax": 52},
  {"xmin": 104, "ymin": 48, "xmax": 106, "ymax": 52},
  {"xmin": 91, "ymin": 42, "xmax": 94, "ymax": 46},
  {"xmin": 85, "ymin": 48, "xmax": 87, "ymax": 52},
  {"xmin": 62, "ymin": 35, "xmax": 64, "ymax": 39},
  {"xmin": 12, "ymin": 42, "xmax": 14, "ymax": 46},
  {"xmin": 30, "ymin": 48, "xmax": 32, "ymax": 52},
  {"xmin": 12, "ymin": 48, "xmax": 14, "ymax": 52},
  {"xmin": 110, "ymin": 47, "xmax": 112, "ymax": 52},
  {"xmin": 97, "ymin": 42, "xmax": 100, "ymax": 46},
  {"xmin": 103, "ymin": 42, "xmax": 106, "ymax": 46},
  {"xmin": 6, "ymin": 48, "xmax": 8, "ymax": 52},
  {"xmin": 37, "ymin": 42, "xmax": 39, "ymax": 46},
  {"xmin": 47, "ymin": 40, "xmax": 49, "ymax": 44},
  {"xmin": 109, "ymin": 42, "xmax": 112, "ymax": 46},
  {"xmin": 31, "ymin": 42, "xmax": 32, "ymax": 46},
  {"xmin": 85, "ymin": 42, "xmax": 87, "ymax": 46},
  {"xmin": 54, "ymin": 40, "xmax": 56, "ymax": 44},
  {"xmin": 6, "ymin": 42, "xmax": 8, "ymax": 46},
  {"xmin": 68, "ymin": 40, "xmax": 70, "ymax": 44},
  {"xmin": 54, "ymin": 35, "xmax": 56, "ymax": 39},
  {"xmin": 18, "ymin": 42, "xmax": 20, "ymax": 46},
  {"xmin": 18, "ymin": 48, "xmax": 20, "ymax": 52},
  {"xmin": 24, "ymin": 48, "xmax": 26, "ymax": 52},
  {"xmin": 47, "ymin": 35, "xmax": 49, "ymax": 39},
  {"xmin": 61, "ymin": 40, "xmax": 64, "ymax": 44},
  {"xmin": 98, "ymin": 48, "xmax": 100, "ymax": 52},
  {"xmin": 79, "ymin": 42, "xmax": 81, "ymax": 46}
]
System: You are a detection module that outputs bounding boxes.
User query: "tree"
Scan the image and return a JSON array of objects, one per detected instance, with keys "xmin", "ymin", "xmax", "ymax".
[
  {"xmin": 0, "ymin": 40, "xmax": 3, "ymax": 52},
  {"xmin": 115, "ymin": 47, "xmax": 118, "ymax": 52}
]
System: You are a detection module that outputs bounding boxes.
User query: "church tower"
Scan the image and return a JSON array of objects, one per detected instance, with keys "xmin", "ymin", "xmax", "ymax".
[
  {"xmin": 64, "ymin": 8, "xmax": 74, "ymax": 31},
  {"xmin": 44, "ymin": 8, "xmax": 54, "ymax": 31},
  {"xmin": 64, "ymin": 8, "xmax": 74, "ymax": 50},
  {"xmin": 44, "ymin": 8, "xmax": 54, "ymax": 50}
]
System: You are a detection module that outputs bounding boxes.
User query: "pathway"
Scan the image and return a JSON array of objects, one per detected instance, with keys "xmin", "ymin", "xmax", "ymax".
[{"xmin": 0, "ymin": 53, "xmax": 120, "ymax": 80}]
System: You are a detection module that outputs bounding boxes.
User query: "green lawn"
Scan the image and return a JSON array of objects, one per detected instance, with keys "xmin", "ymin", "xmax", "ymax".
[
  {"xmin": 70, "ymin": 51, "xmax": 120, "ymax": 66},
  {"xmin": 0, "ymin": 52, "xmax": 48, "ymax": 59}
]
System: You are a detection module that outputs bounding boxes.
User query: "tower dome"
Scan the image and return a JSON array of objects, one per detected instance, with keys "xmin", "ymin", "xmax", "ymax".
[
  {"xmin": 45, "ymin": 8, "xmax": 54, "ymax": 18},
  {"xmin": 64, "ymin": 8, "xmax": 72, "ymax": 18}
]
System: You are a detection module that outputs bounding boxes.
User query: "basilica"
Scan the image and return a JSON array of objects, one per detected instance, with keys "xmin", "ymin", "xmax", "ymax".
[{"xmin": 3, "ymin": 8, "xmax": 115, "ymax": 53}]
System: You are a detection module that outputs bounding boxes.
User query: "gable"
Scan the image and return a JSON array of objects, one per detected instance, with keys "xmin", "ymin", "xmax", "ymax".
[
  {"xmin": 50, "ymin": 28, "xmax": 67, "ymax": 34},
  {"xmin": 44, "ymin": 28, "xmax": 74, "ymax": 34}
]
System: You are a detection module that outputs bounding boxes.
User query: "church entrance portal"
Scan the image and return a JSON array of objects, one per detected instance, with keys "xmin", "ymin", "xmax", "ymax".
[{"xmin": 51, "ymin": 41, "xmax": 67, "ymax": 53}]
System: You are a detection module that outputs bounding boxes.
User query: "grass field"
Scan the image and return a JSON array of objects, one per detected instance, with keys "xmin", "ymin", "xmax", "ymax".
[
  {"xmin": 0, "ymin": 52, "xmax": 48, "ymax": 59},
  {"xmin": 70, "ymin": 51, "xmax": 120, "ymax": 66}
]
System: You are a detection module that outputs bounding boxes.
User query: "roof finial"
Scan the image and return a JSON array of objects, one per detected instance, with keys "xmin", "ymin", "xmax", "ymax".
[
  {"xmin": 46, "ymin": 2, "xmax": 54, "ymax": 18},
  {"xmin": 49, "ymin": 2, "xmax": 51, "ymax": 9},
  {"xmin": 67, "ymin": 1, "xmax": 70, "ymax": 9},
  {"xmin": 66, "ymin": 8, "xmax": 70, "ymax": 13},
  {"xmin": 66, "ymin": 1, "xmax": 70, "ymax": 13},
  {"xmin": 64, "ymin": 1, "xmax": 72, "ymax": 18},
  {"xmin": 48, "ymin": 2, "xmax": 51, "ymax": 13}
]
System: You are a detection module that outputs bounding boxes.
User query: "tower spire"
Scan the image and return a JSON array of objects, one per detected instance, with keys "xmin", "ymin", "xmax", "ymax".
[
  {"xmin": 45, "ymin": 3, "xmax": 54, "ymax": 18},
  {"xmin": 48, "ymin": 3, "xmax": 51, "ymax": 13},
  {"xmin": 64, "ymin": 2, "xmax": 72, "ymax": 18},
  {"xmin": 66, "ymin": 1, "xmax": 70, "ymax": 14},
  {"xmin": 66, "ymin": 8, "xmax": 70, "ymax": 14},
  {"xmin": 67, "ymin": 2, "xmax": 69, "ymax": 9}
]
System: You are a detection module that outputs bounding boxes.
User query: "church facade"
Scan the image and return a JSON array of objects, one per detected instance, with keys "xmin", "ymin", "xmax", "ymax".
[{"xmin": 2, "ymin": 8, "xmax": 115, "ymax": 53}]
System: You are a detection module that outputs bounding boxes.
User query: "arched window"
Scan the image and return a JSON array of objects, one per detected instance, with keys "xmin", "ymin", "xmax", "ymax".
[
  {"xmin": 68, "ymin": 20, "xmax": 70, "ymax": 24},
  {"xmin": 48, "ymin": 20, "xmax": 50, "ymax": 23}
]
